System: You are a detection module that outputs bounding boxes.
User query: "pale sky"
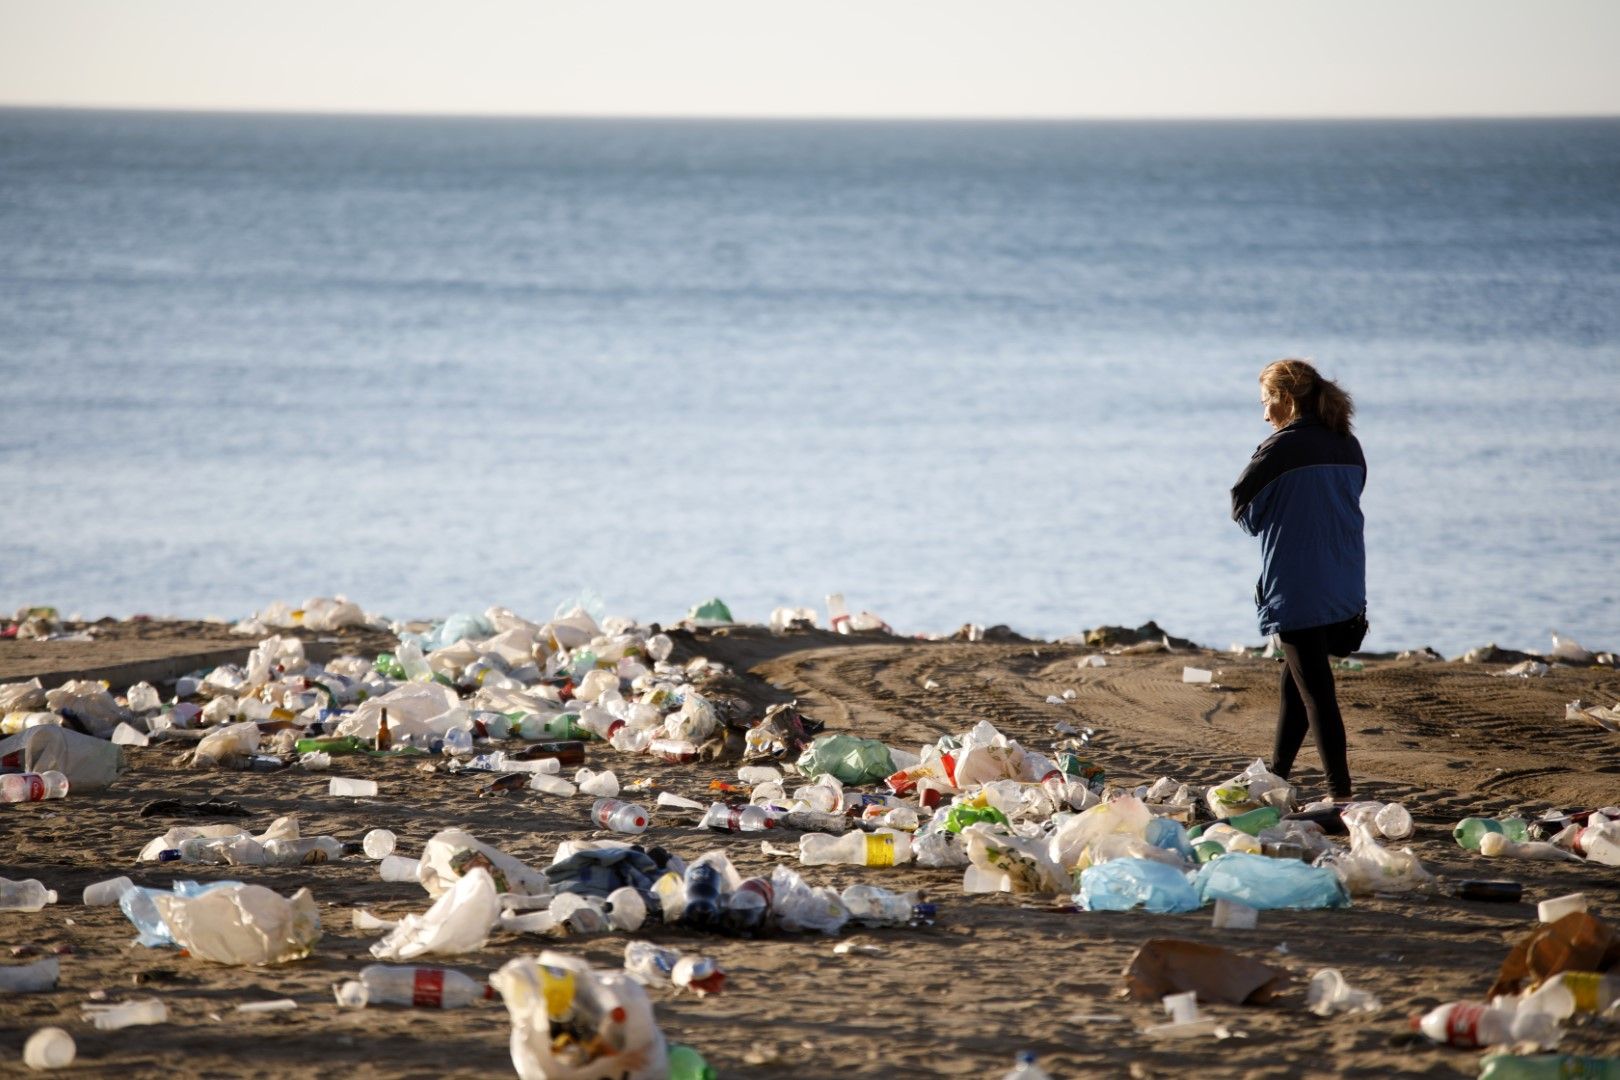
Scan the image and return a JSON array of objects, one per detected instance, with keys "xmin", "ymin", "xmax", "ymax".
[{"xmin": 1, "ymin": 0, "xmax": 1617, "ymax": 119}]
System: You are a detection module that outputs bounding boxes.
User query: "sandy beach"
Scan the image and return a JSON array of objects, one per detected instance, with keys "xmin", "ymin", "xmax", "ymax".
[{"xmin": 3, "ymin": 619, "xmax": 1619, "ymax": 1078}]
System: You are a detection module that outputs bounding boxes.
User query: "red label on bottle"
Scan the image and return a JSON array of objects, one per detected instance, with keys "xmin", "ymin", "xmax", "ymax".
[
  {"xmin": 412, "ymin": 967, "xmax": 445, "ymax": 1007},
  {"xmin": 1445, "ymin": 1003, "xmax": 1485, "ymax": 1046},
  {"xmin": 23, "ymin": 774, "xmax": 43, "ymax": 800}
]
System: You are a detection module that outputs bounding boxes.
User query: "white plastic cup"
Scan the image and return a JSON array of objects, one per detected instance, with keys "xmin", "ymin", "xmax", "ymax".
[
  {"xmin": 1538, "ymin": 892, "xmax": 1588, "ymax": 923},
  {"xmin": 82, "ymin": 875, "xmax": 135, "ymax": 906},
  {"xmin": 329, "ymin": 777, "xmax": 378, "ymax": 797},
  {"xmin": 1212, "ymin": 899, "xmax": 1259, "ymax": 930},
  {"xmin": 1182, "ymin": 667, "xmax": 1214, "ymax": 684},
  {"xmin": 23, "ymin": 1027, "xmax": 74, "ymax": 1069},
  {"xmin": 379, "ymin": 855, "xmax": 420, "ymax": 882},
  {"xmin": 362, "ymin": 829, "xmax": 397, "ymax": 859},
  {"xmin": 1163, "ymin": 991, "xmax": 1200, "ymax": 1024}
]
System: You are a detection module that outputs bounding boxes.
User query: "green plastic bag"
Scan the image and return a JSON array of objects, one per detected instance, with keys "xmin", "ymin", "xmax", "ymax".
[
  {"xmin": 687, "ymin": 598, "xmax": 734, "ymax": 625},
  {"xmin": 796, "ymin": 734, "xmax": 895, "ymax": 785},
  {"xmin": 944, "ymin": 804, "xmax": 1010, "ymax": 834}
]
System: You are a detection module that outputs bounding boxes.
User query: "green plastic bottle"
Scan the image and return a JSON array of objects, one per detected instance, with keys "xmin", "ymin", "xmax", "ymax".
[
  {"xmin": 543, "ymin": 712, "xmax": 586, "ymax": 740},
  {"xmin": 1478, "ymin": 1054, "xmax": 1620, "ymax": 1079},
  {"xmin": 1225, "ymin": 805, "xmax": 1282, "ymax": 836},
  {"xmin": 293, "ymin": 736, "xmax": 369, "ymax": 755},
  {"xmin": 1194, "ymin": 841, "xmax": 1225, "ymax": 864},
  {"xmin": 374, "ymin": 653, "xmax": 406, "ymax": 680},
  {"xmin": 1454, "ymin": 817, "xmax": 1506, "ymax": 851},
  {"xmin": 668, "ymin": 1045, "xmax": 716, "ymax": 1080}
]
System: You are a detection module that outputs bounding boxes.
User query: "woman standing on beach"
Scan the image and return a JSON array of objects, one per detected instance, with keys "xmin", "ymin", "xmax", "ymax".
[{"xmin": 1230, "ymin": 359, "xmax": 1367, "ymax": 801}]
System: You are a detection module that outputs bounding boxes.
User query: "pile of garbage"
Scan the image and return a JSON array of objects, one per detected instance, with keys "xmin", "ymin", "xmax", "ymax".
[{"xmin": 5, "ymin": 595, "xmax": 1620, "ymax": 1078}]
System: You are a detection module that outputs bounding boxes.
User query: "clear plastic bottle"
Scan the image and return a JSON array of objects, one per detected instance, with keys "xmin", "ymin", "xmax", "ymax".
[
  {"xmin": 1, "ymin": 770, "xmax": 69, "ymax": 802},
  {"xmin": 0, "ymin": 877, "xmax": 59, "ymax": 911},
  {"xmin": 799, "ymin": 830, "xmax": 913, "ymax": 866},
  {"xmin": 82, "ymin": 875, "xmax": 135, "ymax": 906},
  {"xmin": 623, "ymin": 941, "xmax": 681, "ymax": 985},
  {"xmin": 700, "ymin": 803, "xmax": 775, "ymax": 833},
  {"xmin": 83, "ymin": 997, "xmax": 168, "ymax": 1030},
  {"xmin": 336, "ymin": 964, "xmax": 492, "ymax": 1008},
  {"xmin": 839, "ymin": 884, "xmax": 922, "ymax": 926},
  {"xmin": 590, "ymin": 797, "xmax": 648, "ymax": 834},
  {"xmin": 1001, "ymin": 1051, "xmax": 1053, "ymax": 1080},
  {"xmin": 1415, "ymin": 1001, "xmax": 1557, "ymax": 1048}
]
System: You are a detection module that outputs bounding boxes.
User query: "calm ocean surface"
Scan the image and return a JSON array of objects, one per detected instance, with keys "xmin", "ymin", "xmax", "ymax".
[{"xmin": 2, "ymin": 110, "xmax": 1617, "ymax": 655}]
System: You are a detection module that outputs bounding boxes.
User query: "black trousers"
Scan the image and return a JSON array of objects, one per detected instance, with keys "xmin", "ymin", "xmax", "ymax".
[{"xmin": 1272, "ymin": 623, "xmax": 1353, "ymax": 798}]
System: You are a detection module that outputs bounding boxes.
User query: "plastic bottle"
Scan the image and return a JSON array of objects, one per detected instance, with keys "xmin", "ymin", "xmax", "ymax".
[
  {"xmin": 1001, "ymin": 1051, "xmax": 1054, "ymax": 1080},
  {"xmin": 605, "ymin": 886, "xmax": 647, "ymax": 932},
  {"xmin": 336, "ymin": 964, "xmax": 492, "ymax": 1008},
  {"xmin": 294, "ymin": 736, "xmax": 369, "ymax": 755},
  {"xmin": 681, "ymin": 861, "xmax": 726, "ymax": 928},
  {"xmin": 799, "ymin": 830, "xmax": 912, "ymax": 867},
  {"xmin": 0, "ymin": 878, "xmax": 59, "ymax": 911},
  {"xmin": 723, "ymin": 877, "xmax": 774, "ymax": 932},
  {"xmin": 0, "ymin": 957, "xmax": 59, "ymax": 992},
  {"xmin": 1516, "ymin": 972, "xmax": 1620, "ymax": 1020},
  {"xmin": 1455, "ymin": 817, "xmax": 1532, "ymax": 851},
  {"xmin": 542, "ymin": 712, "xmax": 586, "ymax": 740},
  {"xmin": 668, "ymin": 1043, "xmax": 718, "ymax": 1080},
  {"xmin": 590, "ymin": 798, "xmax": 648, "ymax": 834},
  {"xmin": 701, "ymin": 803, "xmax": 775, "ymax": 833},
  {"xmin": 82, "ymin": 875, "xmax": 135, "ymax": 906},
  {"xmin": 648, "ymin": 737, "xmax": 699, "ymax": 763},
  {"xmin": 1478, "ymin": 1054, "xmax": 1620, "ymax": 1080},
  {"xmin": 22, "ymin": 1027, "xmax": 74, "ymax": 1070},
  {"xmin": 1414, "ymin": 1001, "xmax": 1557, "ymax": 1048},
  {"xmin": 840, "ymin": 884, "xmax": 924, "ymax": 926},
  {"xmin": 83, "ymin": 997, "xmax": 168, "ymax": 1029},
  {"xmin": 623, "ymin": 941, "xmax": 681, "ymax": 985},
  {"xmin": 379, "ymin": 855, "xmax": 420, "ymax": 882},
  {"xmin": 1, "ymin": 771, "xmax": 69, "ymax": 802}
]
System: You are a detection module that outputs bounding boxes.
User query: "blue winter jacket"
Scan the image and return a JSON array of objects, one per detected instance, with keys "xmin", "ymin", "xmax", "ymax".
[{"xmin": 1230, "ymin": 414, "xmax": 1366, "ymax": 636}]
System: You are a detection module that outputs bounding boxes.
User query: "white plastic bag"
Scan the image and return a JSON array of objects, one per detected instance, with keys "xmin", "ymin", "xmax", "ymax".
[
  {"xmin": 1049, "ymin": 795, "xmax": 1153, "ymax": 872},
  {"xmin": 371, "ymin": 867, "xmax": 500, "ymax": 961},
  {"xmin": 962, "ymin": 822, "xmax": 1067, "ymax": 893},
  {"xmin": 493, "ymin": 952, "xmax": 667, "ymax": 1080},
  {"xmin": 664, "ymin": 692, "xmax": 718, "ymax": 742},
  {"xmin": 416, "ymin": 828, "xmax": 552, "ymax": 898},
  {"xmin": 153, "ymin": 884, "xmax": 320, "ymax": 965},
  {"xmin": 191, "ymin": 720, "xmax": 260, "ymax": 767},
  {"xmin": 43, "ymin": 680, "xmax": 129, "ymax": 738},
  {"xmin": 768, "ymin": 865, "xmax": 849, "ymax": 935},
  {"xmin": 1323, "ymin": 822, "xmax": 1434, "ymax": 895}
]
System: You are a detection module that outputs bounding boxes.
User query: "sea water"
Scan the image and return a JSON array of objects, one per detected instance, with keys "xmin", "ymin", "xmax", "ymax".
[{"xmin": 2, "ymin": 110, "xmax": 1617, "ymax": 655}]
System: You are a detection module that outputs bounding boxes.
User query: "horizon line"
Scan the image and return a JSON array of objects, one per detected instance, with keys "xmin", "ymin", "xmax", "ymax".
[{"xmin": 3, "ymin": 102, "xmax": 1618, "ymax": 124}]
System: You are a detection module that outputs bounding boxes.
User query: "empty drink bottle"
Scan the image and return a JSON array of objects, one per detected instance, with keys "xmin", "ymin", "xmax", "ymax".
[
  {"xmin": 1, "ymin": 771, "xmax": 69, "ymax": 802},
  {"xmin": 337, "ymin": 964, "xmax": 492, "ymax": 1008},
  {"xmin": 0, "ymin": 877, "xmax": 59, "ymax": 911},
  {"xmin": 590, "ymin": 798, "xmax": 648, "ymax": 834},
  {"xmin": 799, "ymin": 830, "xmax": 913, "ymax": 867},
  {"xmin": 722, "ymin": 877, "xmax": 774, "ymax": 931},
  {"xmin": 682, "ymin": 861, "xmax": 725, "ymax": 928}
]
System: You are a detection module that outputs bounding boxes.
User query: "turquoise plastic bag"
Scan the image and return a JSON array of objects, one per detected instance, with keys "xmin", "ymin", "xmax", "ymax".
[
  {"xmin": 1192, "ymin": 852, "xmax": 1350, "ymax": 910},
  {"xmin": 1077, "ymin": 858, "xmax": 1202, "ymax": 913},
  {"xmin": 795, "ymin": 734, "xmax": 895, "ymax": 785}
]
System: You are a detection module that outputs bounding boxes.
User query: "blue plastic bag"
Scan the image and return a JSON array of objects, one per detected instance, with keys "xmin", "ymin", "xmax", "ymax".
[
  {"xmin": 1145, "ymin": 816, "xmax": 1196, "ymax": 860},
  {"xmin": 121, "ymin": 880, "xmax": 244, "ymax": 947},
  {"xmin": 1191, "ymin": 852, "xmax": 1350, "ymax": 910},
  {"xmin": 1077, "ymin": 858, "xmax": 1202, "ymax": 913}
]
